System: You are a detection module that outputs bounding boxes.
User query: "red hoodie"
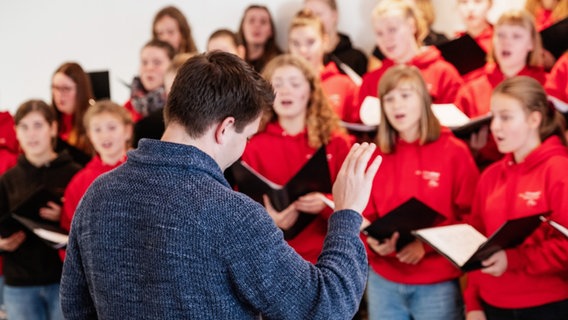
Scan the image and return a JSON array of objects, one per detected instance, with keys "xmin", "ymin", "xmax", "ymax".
[
  {"xmin": 241, "ymin": 122, "xmax": 352, "ymax": 263},
  {"xmin": 61, "ymin": 155, "xmax": 126, "ymax": 232},
  {"xmin": 465, "ymin": 135, "xmax": 568, "ymax": 311},
  {"xmin": 320, "ymin": 62, "xmax": 360, "ymax": 123},
  {"xmin": 455, "ymin": 63, "xmax": 547, "ymax": 167},
  {"xmin": 455, "ymin": 63, "xmax": 547, "ymax": 118},
  {"xmin": 546, "ymin": 52, "xmax": 568, "ymax": 103},
  {"xmin": 0, "ymin": 111, "xmax": 19, "ymax": 174},
  {"xmin": 358, "ymin": 46, "xmax": 463, "ymax": 107},
  {"xmin": 363, "ymin": 130, "xmax": 480, "ymax": 284}
]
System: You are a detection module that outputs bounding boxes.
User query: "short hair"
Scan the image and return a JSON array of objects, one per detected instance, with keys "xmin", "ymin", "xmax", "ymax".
[
  {"xmin": 51, "ymin": 62, "xmax": 94, "ymax": 154},
  {"xmin": 208, "ymin": 29, "xmax": 244, "ymax": 48},
  {"xmin": 164, "ymin": 51, "xmax": 275, "ymax": 138},
  {"xmin": 143, "ymin": 39, "xmax": 176, "ymax": 61},
  {"xmin": 490, "ymin": 9, "xmax": 543, "ymax": 67},
  {"xmin": 83, "ymin": 100, "xmax": 133, "ymax": 148},
  {"xmin": 377, "ymin": 65, "xmax": 440, "ymax": 153},
  {"xmin": 372, "ymin": 0, "xmax": 428, "ymax": 46},
  {"xmin": 15, "ymin": 99, "xmax": 58, "ymax": 147},
  {"xmin": 15, "ymin": 99, "xmax": 57, "ymax": 125},
  {"xmin": 152, "ymin": 6, "xmax": 198, "ymax": 54},
  {"xmin": 289, "ymin": 9, "xmax": 326, "ymax": 38},
  {"xmin": 261, "ymin": 54, "xmax": 344, "ymax": 148},
  {"xmin": 83, "ymin": 99, "xmax": 133, "ymax": 130},
  {"xmin": 493, "ymin": 76, "xmax": 567, "ymax": 146}
]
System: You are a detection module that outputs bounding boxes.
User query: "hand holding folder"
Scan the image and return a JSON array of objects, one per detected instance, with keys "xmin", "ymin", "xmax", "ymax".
[
  {"xmin": 362, "ymin": 198, "xmax": 446, "ymax": 251},
  {"xmin": 412, "ymin": 214, "xmax": 545, "ymax": 271},
  {"xmin": 231, "ymin": 147, "xmax": 332, "ymax": 240},
  {"xmin": 0, "ymin": 187, "xmax": 68, "ymax": 249}
]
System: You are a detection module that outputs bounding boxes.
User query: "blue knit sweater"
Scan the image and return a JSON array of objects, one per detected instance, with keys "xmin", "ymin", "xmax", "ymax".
[{"xmin": 60, "ymin": 139, "xmax": 368, "ymax": 319}]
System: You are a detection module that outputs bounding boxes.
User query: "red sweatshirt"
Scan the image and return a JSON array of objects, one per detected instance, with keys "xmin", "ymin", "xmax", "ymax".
[
  {"xmin": 320, "ymin": 62, "xmax": 360, "ymax": 123},
  {"xmin": 241, "ymin": 122, "xmax": 352, "ymax": 263},
  {"xmin": 546, "ymin": 53, "xmax": 568, "ymax": 103},
  {"xmin": 363, "ymin": 130, "xmax": 479, "ymax": 284},
  {"xmin": 465, "ymin": 136, "xmax": 568, "ymax": 311},
  {"xmin": 358, "ymin": 46, "xmax": 463, "ymax": 107},
  {"xmin": 61, "ymin": 155, "xmax": 126, "ymax": 232},
  {"xmin": 455, "ymin": 63, "xmax": 547, "ymax": 118},
  {"xmin": 0, "ymin": 112, "xmax": 19, "ymax": 174}
]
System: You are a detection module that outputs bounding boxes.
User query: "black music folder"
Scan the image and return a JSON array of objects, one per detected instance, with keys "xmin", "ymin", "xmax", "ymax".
[
  {"xmin": 0, "ymin": 187, "xmax": 66, "ymax": 248},
  {"xmin": 436, "ymin": 34, "xmax": 487, "ymax": 75},
  {"xmin": 540, "ymin": 17, "xmax": 568, "ymax": 60},
  {"xmin": 413, "ymin": 214, "xmax": 545, "ymax": 271},
  {"xmin": 231, "ymin": 146, "xmax": 332, "ymax": 240},
  {"xmin": 362, "ymin": 197, "xmax": 446, "ymax": 251},
  {"xmin": 88, "ymin": 70, "xmax": 111, "ymax": 101}
]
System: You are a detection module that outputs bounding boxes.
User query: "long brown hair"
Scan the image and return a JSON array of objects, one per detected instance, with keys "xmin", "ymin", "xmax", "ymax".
[
  {"xmin": 152, "ymin": 6, "xmax": 198, "ymax": 54},
  {"xmin": 261, "ymin": 54, "xmax": 345, "ymax": 148},
  {"xmin": 52, "ymin": 62, "xmax": 94, "ymax": 154},
  {"xmin": 377, "ymin": 65, "xmax": 441, "ymax": 153},
  {"xmin": 238, "ymin": 5, "xmax": 282, "ymax": 70},
  {"xmin": 493, "ymin": 76, "xmax": 567, "ymax": 145}
]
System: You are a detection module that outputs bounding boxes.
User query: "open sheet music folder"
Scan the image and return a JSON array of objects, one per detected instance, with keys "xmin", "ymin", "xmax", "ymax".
[
  {"xmin": 0, "ymin": 187, "xmax": 67, "ymax": 248},
  {"xmin": 413, "ymin": 213, "xmax": 545, "ymax": 271},
  {"xmin": 231, "ymin": 146, "xmax": 332, "ymax": 240},
  {"xmin": 362, "ymin": 197, "xmax": 445, "ymax": 251}
]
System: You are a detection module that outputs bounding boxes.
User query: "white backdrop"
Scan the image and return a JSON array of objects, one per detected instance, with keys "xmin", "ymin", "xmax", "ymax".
[{"xmin": 0, "ymin": 0, "xmax": 523, "ymax": 114}]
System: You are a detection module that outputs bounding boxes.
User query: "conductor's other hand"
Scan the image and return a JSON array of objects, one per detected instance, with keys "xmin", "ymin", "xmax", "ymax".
[{"xmin": 332, "ymin": 143, "xmax": 382, "ymax": 213}]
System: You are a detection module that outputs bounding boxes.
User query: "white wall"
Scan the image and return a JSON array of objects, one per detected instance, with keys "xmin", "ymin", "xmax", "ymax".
[{"xmin": 0, "ymin": 0, "xmax": 523, "ymax": 114}]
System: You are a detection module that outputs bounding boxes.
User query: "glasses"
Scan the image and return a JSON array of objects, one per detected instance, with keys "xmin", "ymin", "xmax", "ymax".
[{"xmin": 51, "ymin": 85, "xmax": 76, "ymax": 94}]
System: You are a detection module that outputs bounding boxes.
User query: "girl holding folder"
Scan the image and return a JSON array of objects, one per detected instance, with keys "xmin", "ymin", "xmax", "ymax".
[
  {"xmin": 465, "ymin": 76, "xmax": 568, "ymax": 320},
  {"xmin": 362, "ymin": 65, "xmax": 479, "ymax": 320},
  {"xmin": 0, "ymin": 100, "xmax": 80, "ymax": 320},
  {"xmin": 240, "ymin": 54, "xmax": 352, "ymax": 264}
]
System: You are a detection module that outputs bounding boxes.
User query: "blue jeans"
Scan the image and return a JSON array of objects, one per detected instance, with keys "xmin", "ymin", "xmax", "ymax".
[
  {"xmin": 4, "ymin": 284, "xmax": 63, "ymax": 320},
  {"xmin": 367, "ymin": 269, "xmax": 464, "ymax": 320},
  {"xmin": 482, "ymin": 299, "xmax": 568, "ymax": 320}
]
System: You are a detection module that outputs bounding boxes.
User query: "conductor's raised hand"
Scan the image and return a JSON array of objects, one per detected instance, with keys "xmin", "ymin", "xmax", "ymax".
[{"xmin": 332, "ymin": 143, "xmax": 382, "ymax": 213}]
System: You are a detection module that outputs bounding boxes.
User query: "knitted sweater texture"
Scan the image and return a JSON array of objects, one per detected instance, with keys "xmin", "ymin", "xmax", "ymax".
[{"xmin": 60, "ymin": 139, "xmax": 368, "ymax": 319}]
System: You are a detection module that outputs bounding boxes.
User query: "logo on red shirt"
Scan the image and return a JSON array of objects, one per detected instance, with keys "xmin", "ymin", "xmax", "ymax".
[{"xmin": 518, "ymin": 191, "xmax": 541, "ymax": 207}]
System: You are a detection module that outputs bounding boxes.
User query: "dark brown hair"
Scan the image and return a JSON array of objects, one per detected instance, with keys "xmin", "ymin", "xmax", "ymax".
[
  {"xmin": 165, "ymin": 52, "xmax": 274, "ymax": 138},
  {"xmin": 51, "ymin": 62, "xmax": 94, "ymax": 154}
]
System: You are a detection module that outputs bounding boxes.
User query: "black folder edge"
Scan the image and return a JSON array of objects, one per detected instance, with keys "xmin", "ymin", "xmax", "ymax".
[
  {"xmin": 450, "ymin": 114, "xmax": 493, "ymax": 140},
  {"xmin": 87, "ymin": 70, "xmax": 111, "ymax": 101},
  {"xmin": 232, "ymin": 146, "xmax": 332, "ymax": 240},
  {"xmin": 540, "ymin": 17, "xmax": 568, "ymax": 60},
  {"xmin": 362, "ymin": 197, "xmax": 446, "ymax": 251},
  {"xmin": 436, "ymin": 34, "xmax": 487, "ymax": 75},
  {"xmin": 0, "ymin": 187, "xmax": 64, "ymax": 246},
  {"xmin": 414, "ymin": 213, "xmax": 545, "ymax": 272},
  {"xmin": 11, "ymin": 215, "xmax": 68, "ymax": 249}
]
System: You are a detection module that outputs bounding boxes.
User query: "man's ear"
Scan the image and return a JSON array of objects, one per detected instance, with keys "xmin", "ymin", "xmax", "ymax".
[{"xmin": 214, "ymin": 117, "xmax": 236, "ymax": 144}]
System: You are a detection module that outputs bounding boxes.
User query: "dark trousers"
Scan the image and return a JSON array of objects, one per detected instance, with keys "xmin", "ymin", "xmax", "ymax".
[{"xmin": 482, "ymin": 299, "xmax": 568, "ymax": 320}]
